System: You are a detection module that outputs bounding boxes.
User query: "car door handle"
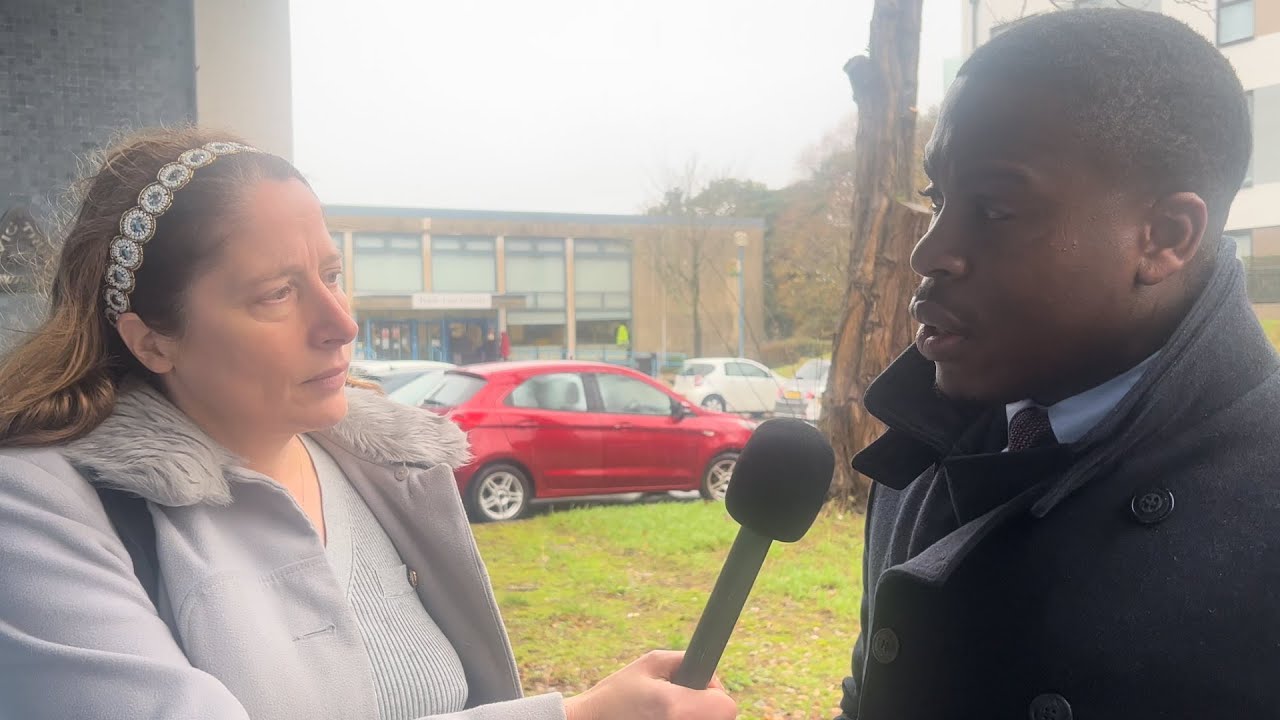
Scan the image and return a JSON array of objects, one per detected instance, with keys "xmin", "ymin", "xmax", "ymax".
[{"xmin": 613, "ymin": 422, "xmax": 634, "ymax": 430}]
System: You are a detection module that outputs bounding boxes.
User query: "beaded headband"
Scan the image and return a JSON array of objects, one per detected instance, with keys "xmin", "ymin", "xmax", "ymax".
[{"xmin": 103, "ymin": 141, "xmax": 263, "ymax": 323}]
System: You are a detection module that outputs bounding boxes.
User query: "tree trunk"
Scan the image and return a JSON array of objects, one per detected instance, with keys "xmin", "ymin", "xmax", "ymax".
[
  {"xmin": 820, "ymin": 0, "xmax": 931, "ymax": 510},
  {"xmin": 691, "ymin": 241, "xmax": 703, "ymax": 357}
]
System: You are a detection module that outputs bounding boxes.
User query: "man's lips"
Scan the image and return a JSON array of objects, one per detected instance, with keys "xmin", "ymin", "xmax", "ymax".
[
  {"xmin": 911, "ymin": 300, "xmax": 970, "ymax": 361},
  {"xmin": 910, "ymin": 300, "xmax": 968, "ymax": 337}
]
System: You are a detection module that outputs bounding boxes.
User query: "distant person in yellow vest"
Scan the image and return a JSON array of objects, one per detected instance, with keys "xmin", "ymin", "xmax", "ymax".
[{"xmin": 615, "ymin": 322, "xmax": 631, "ymax": 356}]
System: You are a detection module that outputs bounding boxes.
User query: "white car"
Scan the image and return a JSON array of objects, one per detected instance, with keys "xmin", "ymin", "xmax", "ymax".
[
  {"xmin": 350, "ymin": 360, "xmax": 453, "ymax": 378},
  {"xmin": 774, "ymin": 358, "xmax": 830, "ymax": 423},
  {"xmin": 672, "ymin": 357, "xmax": 783, "ymax": 415}
]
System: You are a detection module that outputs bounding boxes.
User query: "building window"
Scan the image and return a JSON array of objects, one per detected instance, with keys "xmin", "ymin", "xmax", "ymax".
[
  {"xmin": 1230, "ymin": 230, "xmax": 1274, "ymax": 303},
  {"xmin": 506, "ymin": 238, "xmax": 567, "ymax": 359},
  {"xmin": 1218, "ymin": 0, "xmax": 1254, "ymax": 46},
  {"xmin": 353, "ymin": 233, "xmax": 423, "ymax": 294},
  {"xmin": 574, "ymin": 238, "xmax": 632, "ymax": 360},
  {"xmin": 431, "ymin": 236, "xmax": 496, "ymax": 293}
]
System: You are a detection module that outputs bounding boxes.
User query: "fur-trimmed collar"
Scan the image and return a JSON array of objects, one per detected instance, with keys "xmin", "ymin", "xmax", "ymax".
[{"xmin": 63, "ymin": 379, "xmax": 470, "ymax": 507}]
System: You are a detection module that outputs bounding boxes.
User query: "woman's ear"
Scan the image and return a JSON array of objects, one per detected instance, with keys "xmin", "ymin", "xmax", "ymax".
[{"xmin": 114, "ymin": 313, "xmax": 178, "ymax": 375}]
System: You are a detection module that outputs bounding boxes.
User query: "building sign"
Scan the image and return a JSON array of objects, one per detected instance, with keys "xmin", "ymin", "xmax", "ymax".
[
  {"xmin": 0, "ymin": 205, "xmax": 44, "ymax": 293},
  {"xmin": 410, "ymin": 292, "xmax": 494, "ymax": 310}
]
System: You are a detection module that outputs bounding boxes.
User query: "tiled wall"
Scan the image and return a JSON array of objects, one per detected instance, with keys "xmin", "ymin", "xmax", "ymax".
[{"xmin": 0, "ymin": 0, "xmax": 196, "ymax": 341}]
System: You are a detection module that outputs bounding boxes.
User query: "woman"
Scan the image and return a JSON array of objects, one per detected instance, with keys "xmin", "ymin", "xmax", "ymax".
[{"xmin": 0, "ymin": 128, "xmax": 736, "ymax": 720}]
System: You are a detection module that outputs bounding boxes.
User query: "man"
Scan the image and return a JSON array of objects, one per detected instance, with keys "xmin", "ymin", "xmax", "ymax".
[{"xmin": 838, "ymin": 9, "xmax": 1272, "ymax": 719}]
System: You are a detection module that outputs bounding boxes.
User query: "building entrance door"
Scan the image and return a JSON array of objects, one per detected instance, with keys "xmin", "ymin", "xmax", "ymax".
[
  {"xmin": 362, "ymin": 319, "xmax": 418, "ymax": 360},
  {"xmin": 441, "ymin": 318, "xmax": 497, "ymax": 365}
]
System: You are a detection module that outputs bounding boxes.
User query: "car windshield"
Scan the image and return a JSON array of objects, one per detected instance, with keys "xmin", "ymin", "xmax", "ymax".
[
  {"xmin": 679, "ymin": 363, "xmax": 715, "ymax": 377},
  {"xmin": 795, "ymin": 360, "xmax": 830, "ymax": 382},
  {"xmin": 387, "ymin": 370, "xmax": 448, "ymax": 406},
  {"xmin": 421, "ymin": 373, "xmax": 487, "ymax": 408},
  {"xmin": 377, "ymin": 370, "xmax": 423, "ymax": 394}
]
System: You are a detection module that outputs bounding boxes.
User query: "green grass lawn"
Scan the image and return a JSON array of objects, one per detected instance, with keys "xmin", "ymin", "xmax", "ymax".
[
  {"xmin": 1262, "ymin": 319, "xmax": 1280, "ymax": 349},
  {"xmin": 472, "ymin": 500, "xmax": 865, "ymax": 719}
]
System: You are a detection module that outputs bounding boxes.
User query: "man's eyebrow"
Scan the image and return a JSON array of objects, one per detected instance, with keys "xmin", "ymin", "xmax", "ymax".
[{"xmin": 961, "ymin": 163, "xmax": 1037, "ymax": 188}]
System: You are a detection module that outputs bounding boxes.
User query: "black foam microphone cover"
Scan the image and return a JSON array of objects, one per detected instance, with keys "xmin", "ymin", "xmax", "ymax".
[{"xmin": 725, "ymin": 418, "xmax": 835, "ymax": 542}]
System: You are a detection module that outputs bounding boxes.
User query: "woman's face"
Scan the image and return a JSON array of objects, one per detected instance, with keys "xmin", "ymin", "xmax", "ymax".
[{"xmin": 155, "ymin": 178, "xmax": 357, "ymax": 447}]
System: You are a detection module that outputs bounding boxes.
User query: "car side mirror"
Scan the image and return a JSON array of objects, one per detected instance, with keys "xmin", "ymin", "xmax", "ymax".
[{"xmin": 671, "ymin": 399, "xmax": 690, "ymax": 420}]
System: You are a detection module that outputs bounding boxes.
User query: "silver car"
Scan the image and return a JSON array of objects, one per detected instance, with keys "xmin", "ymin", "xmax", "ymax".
[{"xmin": 773, "ymin": 359, "xmax": 830, "ymax": 423}]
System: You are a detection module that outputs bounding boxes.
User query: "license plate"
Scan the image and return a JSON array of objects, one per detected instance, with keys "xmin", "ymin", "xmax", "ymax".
[{"xmin": 784, "ymin": 391, "xmax": 802, "ymax": 400}]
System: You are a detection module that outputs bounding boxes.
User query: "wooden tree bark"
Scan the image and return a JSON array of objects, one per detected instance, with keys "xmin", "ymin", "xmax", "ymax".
[{"xmin": 820, "ymin": 0, "xmax": 932, "ymax": 510}]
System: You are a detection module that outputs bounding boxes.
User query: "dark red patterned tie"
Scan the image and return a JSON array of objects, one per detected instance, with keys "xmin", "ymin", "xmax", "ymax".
[{"xmin": 1008, "ymin": 406, "xmax": 1058, "ymax": 452}]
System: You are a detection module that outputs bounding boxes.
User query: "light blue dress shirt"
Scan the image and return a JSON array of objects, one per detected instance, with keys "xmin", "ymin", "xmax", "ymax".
[{"xmin": 1005, "ymin": 354, "xmax": 1157, "ymax": 448}]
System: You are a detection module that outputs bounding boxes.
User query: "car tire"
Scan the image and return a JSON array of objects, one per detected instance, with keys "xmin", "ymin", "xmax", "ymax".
[
  {"xmin": 700, "ymin": 452, "xmax": 738, "ymax": 501},
  {"xmin": 466, "ymin": 464, "xmax": 532, "ymax": 522},
  {"xmin": 701, "ymin": 395, "xmax": 728, "ymax": 413}
]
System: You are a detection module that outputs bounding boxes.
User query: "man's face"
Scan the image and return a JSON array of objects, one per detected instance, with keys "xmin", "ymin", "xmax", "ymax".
[{"xmin": 912, "ymin": 75, "xmax": 1152, "ymax": 406}]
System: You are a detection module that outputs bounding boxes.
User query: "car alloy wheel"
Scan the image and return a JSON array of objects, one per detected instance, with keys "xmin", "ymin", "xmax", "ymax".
[
  {"xmin": 468, "ymin": 465, "xmax": 531, "ymax": 522},
  {"xmin": 701, "ymin": 453, "xmax": 738, "ymax": 500},
  {"xmin": 702, "ymin": 395, "xmax": 727, "ymax": 413}
]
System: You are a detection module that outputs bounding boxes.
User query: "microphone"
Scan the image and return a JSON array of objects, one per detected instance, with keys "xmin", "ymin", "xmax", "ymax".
[{"xmin": 673, "ymin": 418, "xmax": 835, "ymax": 689}]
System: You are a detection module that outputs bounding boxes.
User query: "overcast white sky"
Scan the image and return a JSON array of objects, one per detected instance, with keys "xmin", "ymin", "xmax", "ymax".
[{"xmin": 290, "ymin": 0, "xmax": 961, "ymax": 214}]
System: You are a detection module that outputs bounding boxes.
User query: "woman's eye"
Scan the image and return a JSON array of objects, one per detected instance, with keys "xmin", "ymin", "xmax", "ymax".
[
  {"xmin": 323, "ymin": 270, "xmax": 343, "ymax": 286},
  {"xmin": 264, "ymin": 285, "xmax": 293, "ymax": 302}
]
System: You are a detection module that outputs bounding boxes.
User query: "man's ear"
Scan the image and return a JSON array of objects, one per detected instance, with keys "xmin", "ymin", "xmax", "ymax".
[
  {"xmin": 1136, "ymin": 191, "xmax": 1208, "ymax": 286},
  {"xmin": 115, "ymin": 313, "xmax": 178, "ymax": 375}
]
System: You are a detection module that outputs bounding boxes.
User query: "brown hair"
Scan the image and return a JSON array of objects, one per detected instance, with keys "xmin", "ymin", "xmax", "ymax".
[{"xmin": 0, "ymin": 127, "xmax": 318, "ymax": 447}]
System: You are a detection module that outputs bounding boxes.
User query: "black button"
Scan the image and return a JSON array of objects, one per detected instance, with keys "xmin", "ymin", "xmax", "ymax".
[
  {"xmin": 871, "ymin": 628, "xmax": 899, "ymax": 664},
  {"xmin": 1130, "ymin": 487, "xmax": 1174, "ymax": 524},
  {"xmin": 1029, "ymin": 693, "xmax": 1072, "ymax": 720},
  {"xmin": 406, "ymin": 568, "xmax": 419, "ymax": 588}
]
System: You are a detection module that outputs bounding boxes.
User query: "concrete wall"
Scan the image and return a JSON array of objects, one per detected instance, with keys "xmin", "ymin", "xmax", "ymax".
[{"xmin": 193, "ymin": 0, "xmax": 293, "ymax": 159}]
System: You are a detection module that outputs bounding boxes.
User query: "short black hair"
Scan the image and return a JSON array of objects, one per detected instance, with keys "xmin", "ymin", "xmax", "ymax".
[{"xmin": 959, "ymin": 8, "xmax": 1251, "ymax": 234}]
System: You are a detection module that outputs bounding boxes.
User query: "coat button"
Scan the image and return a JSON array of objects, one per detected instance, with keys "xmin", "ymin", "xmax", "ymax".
[
  {"xmin": 394, "ymin": 467, "xmax": 410, "ymax": 482},
  {"xmin": 1130, "ymin": 487, "xmax": 1174, "ymax": 524},
  {"xmin": 406, "ymin": 567, "xmax": 419, "ymax": 588},
  {"xmin": 1029, "ymin": 693, "xmax": 1071, "ymax": 720},
  {"xmin": 871, "ymin": 628, "xmax": 899, "ymax": 664}
]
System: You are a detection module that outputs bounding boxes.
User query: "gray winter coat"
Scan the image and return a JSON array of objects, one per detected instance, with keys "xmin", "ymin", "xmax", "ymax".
[{"xmin": 0, "ymin": 380, "xmax": 566, "ymax": 720}]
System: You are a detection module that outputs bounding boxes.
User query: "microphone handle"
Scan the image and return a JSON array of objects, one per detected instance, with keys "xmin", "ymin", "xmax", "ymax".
[{"xmin": 672, "ymin": 525, "xmax": 772, "ymax": 689}]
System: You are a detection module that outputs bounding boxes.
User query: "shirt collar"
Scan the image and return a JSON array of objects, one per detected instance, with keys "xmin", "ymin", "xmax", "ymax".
[{"xmin": 1006, "ymin": 353, "xmax": 1159, "ymax": 446}]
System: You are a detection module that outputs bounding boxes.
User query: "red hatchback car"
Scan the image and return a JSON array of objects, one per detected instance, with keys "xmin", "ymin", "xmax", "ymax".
[{"xmin": 416, "ymin": 361, "xmax": 757, "ymax": 522}]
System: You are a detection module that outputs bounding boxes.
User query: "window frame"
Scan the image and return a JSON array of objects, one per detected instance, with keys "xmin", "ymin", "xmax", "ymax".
[
  {"xmin": 430, "ymin": 235, "xmax": 497, "ymax": 293},
  {"xmin": 352, "ymin": 232, "xmax": 424, "ymax": 294},
  {"xmin": 1217, "ymin": 0, "xmax": 1255, "ymax": 47},
  {"xmin": 504, "ymin": 372, "xmax": 590, "ymax": 413},
  {"xmin": 590, "ymin": 372, "xmax": 674, "ymax": 416}
]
